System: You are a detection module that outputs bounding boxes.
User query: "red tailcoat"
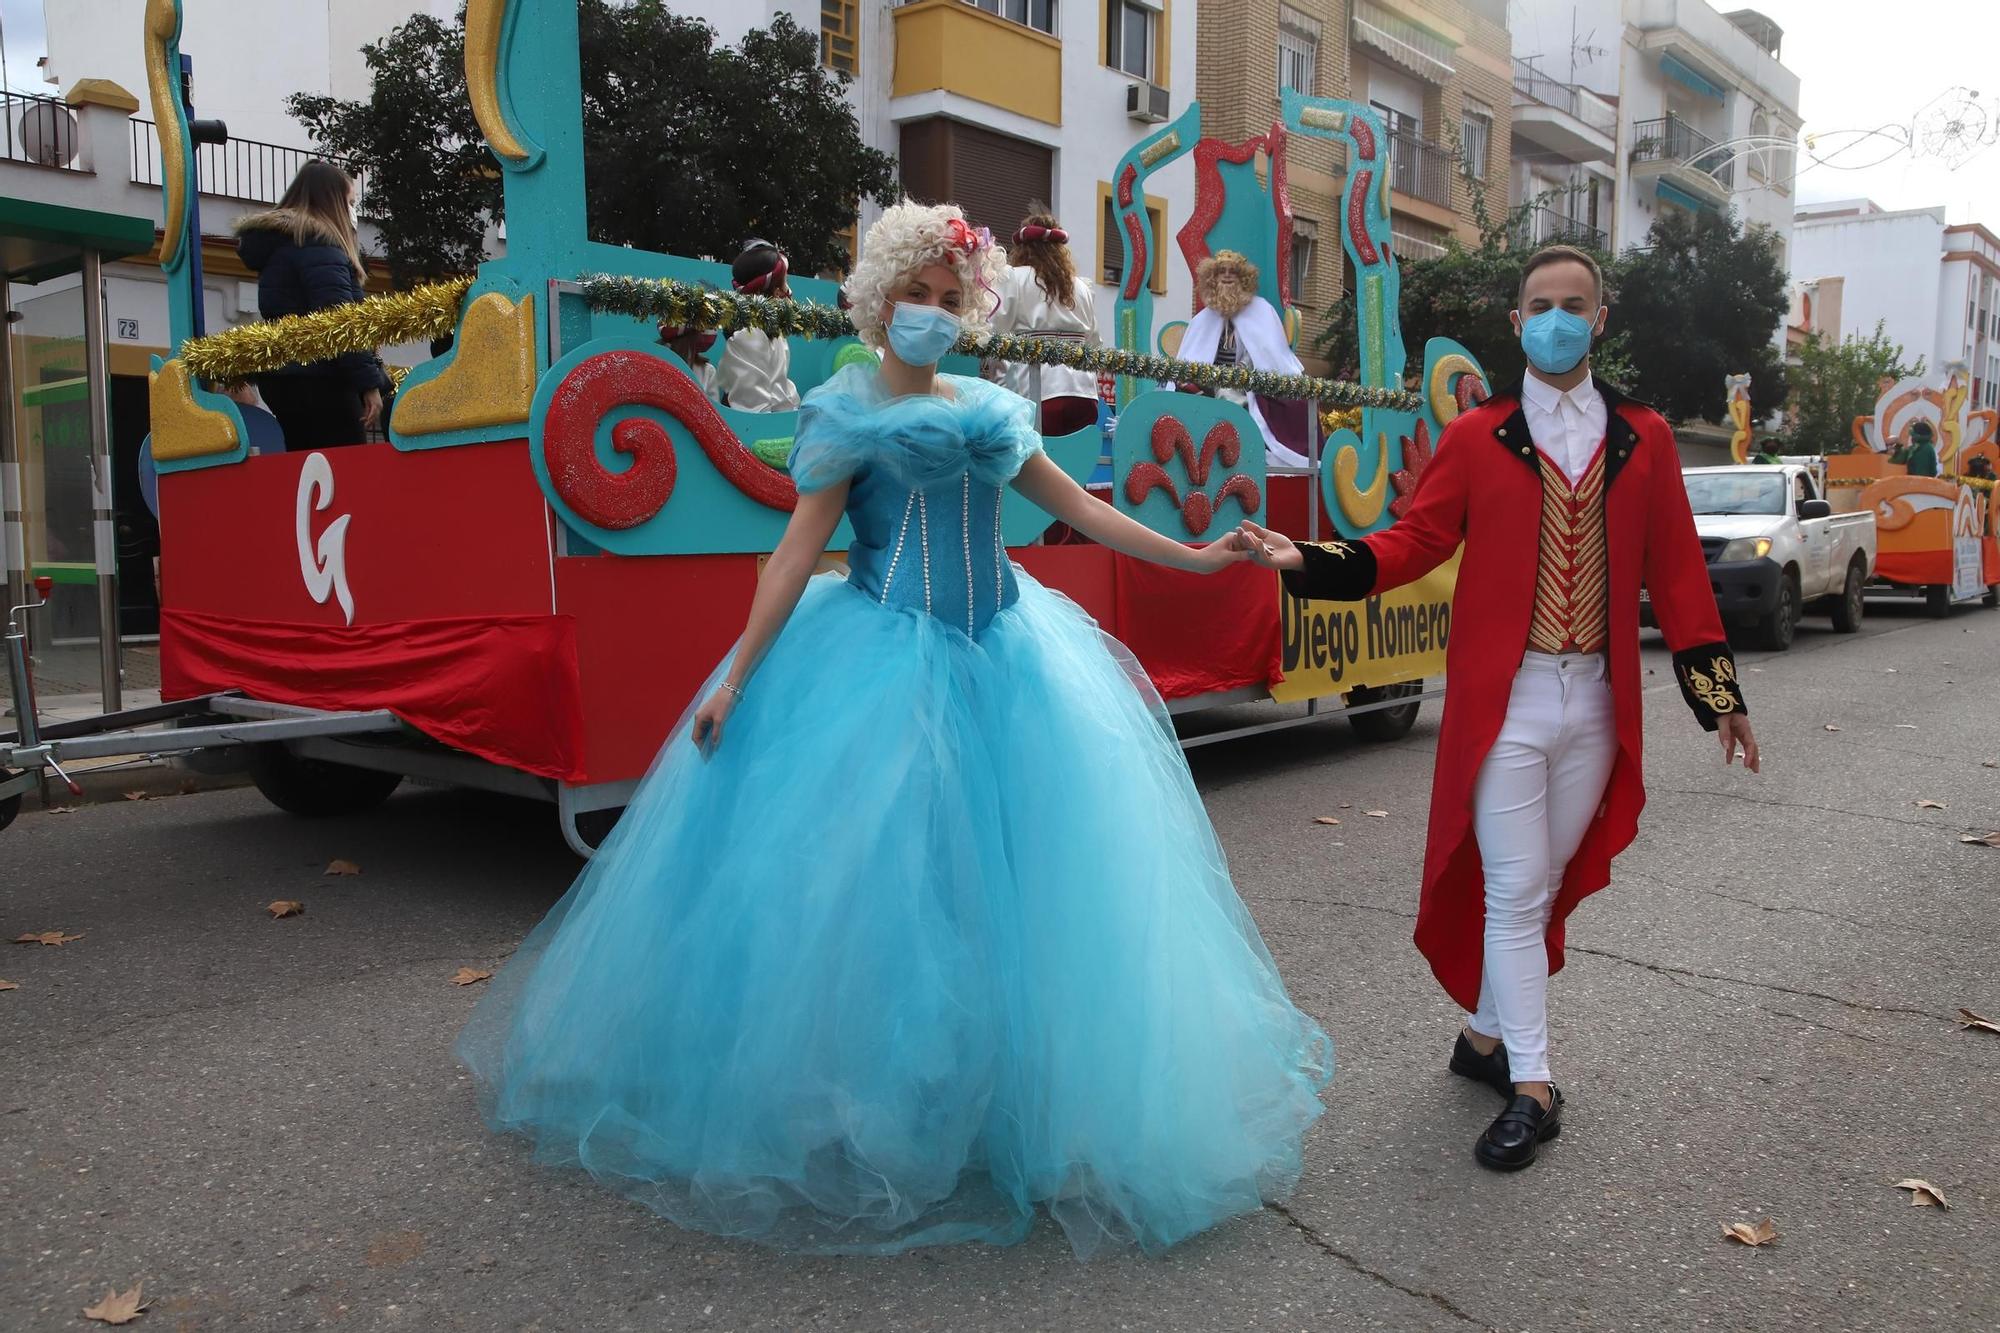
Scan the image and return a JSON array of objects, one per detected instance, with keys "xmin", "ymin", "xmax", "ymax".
[{"xmin": 1285, "ymin": 378, "xmax": 1746, "ymax": 1009}]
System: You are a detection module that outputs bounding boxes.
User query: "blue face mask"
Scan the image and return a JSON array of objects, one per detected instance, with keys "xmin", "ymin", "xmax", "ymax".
[
  {"xmin": 886, "ymin": 302, "xmax": 963, "ymax": 366},
  {"xmin": 1519, "ymin": 307, "xmax": 1599, "ymax": 376}
]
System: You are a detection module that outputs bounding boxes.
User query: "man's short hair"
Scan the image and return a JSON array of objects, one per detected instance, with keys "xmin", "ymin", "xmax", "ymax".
[{"xmin": 1518, "ymin": 244, "xmax": 1604, "ymax": 306}]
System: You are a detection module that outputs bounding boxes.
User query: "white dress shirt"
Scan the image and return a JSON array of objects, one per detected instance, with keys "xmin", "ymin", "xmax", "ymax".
[
  {"xmin": 716, "ymin": 328, "xmax": 800, "ymax": 413},
  {"xmin": 1519, "ymin": 372, "xmax": 1608, "ymax": 484}
]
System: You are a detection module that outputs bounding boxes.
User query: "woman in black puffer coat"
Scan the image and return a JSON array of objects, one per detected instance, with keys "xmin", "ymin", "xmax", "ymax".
[{"xmin": 235, "ymin": 160, "xmax": 389, "ymax": 449}]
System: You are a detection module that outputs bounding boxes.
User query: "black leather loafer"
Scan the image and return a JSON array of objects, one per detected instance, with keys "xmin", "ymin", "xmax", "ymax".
[
  {"xmin": 1474, "ymin": 1086, "xmax": 1563, "ymax": 1172},
  {"xmin": 1448, "ymin": 1032, "xmax": 1513, "ymax": 1098}
]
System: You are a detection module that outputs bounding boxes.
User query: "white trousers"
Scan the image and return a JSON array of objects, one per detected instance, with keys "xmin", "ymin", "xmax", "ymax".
[{"xmin": 1465, "ymin": 652, "xmax": 1618, "ymax": 1084}]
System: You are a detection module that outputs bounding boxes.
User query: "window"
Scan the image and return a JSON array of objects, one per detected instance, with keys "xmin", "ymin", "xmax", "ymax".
[
  {"xmin": 970, "ymin": 0, "xmax": 1058, "ymax": 34},
  {"xmin": 1278, "ymin": 7, "xmax": 1320, "ymax": 96},
  {"xmin": 1460, "ymin": 102, "xmax": 1492, "ymax": 180},
  {"xmin": 821, "ymin": 0, "xmax": 859, "ymax": 76},
  {"xmin": 1107, "ymin": 0, "xmax": 1157, "ymax": 81},
  {"xmin": 1098, "ymin": 184, "xmax": 1168, "ymax": 295},
  {"xmin": 1748, "ymin": 108, "xmax": 1771, "ymax": 181},
  {"xmin": 1288, "ymin": 224, "xmax": 1316, "ymax": 305}
]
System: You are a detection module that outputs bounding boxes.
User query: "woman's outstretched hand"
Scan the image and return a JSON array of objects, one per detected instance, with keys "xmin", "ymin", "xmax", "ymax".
[
  {"xmin": 692, "ymin": 688, "xmax": 739, "ymax": 757},
  {"xmin": 1187, "ymin": 530, "xmax": 1254, "ymax": 574},
  {"xmin": 1235, "ymin": 520, "xmax": 1304, "ymax": 571}
]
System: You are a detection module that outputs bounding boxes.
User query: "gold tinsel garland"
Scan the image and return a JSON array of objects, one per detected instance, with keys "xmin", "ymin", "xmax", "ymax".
[
  {"xmin": 178, "ymin": 277, "xmax": 474, "ymax": 384},
  {"xmin": 177, "ymin": 270, "xmax": 1432, "ymax": 414}
]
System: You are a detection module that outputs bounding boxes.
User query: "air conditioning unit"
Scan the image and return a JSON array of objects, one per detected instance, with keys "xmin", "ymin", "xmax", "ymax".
[{"xmin": 1126, "ymin": 82, "xmax": 1170, "ymax": 124}]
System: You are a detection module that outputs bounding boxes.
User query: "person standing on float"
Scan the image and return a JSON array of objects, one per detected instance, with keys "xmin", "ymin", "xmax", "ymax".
[
  {"xmin": 1239, "ymin": 244, "xmax": 1760, "ymax": 1171},
  {"xmin": 716, "ymin": 241, "xmax": 801, "ymax": 412}
]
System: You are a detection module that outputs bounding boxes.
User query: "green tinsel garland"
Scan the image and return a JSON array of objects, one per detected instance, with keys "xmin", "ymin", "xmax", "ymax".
[{"xmin": 578, "ymin": 273, "xmax": 1424, "ymax": 411}]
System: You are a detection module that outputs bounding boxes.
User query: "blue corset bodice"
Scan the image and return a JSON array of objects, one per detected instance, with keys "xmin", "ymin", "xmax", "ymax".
[
  {"xmin": 790, "ymin": 366, "xmax": 1044, "ymax": 636},
  {"xmin": 844, "ymin": 467, "xmax": 1020, "ymax": 634}
]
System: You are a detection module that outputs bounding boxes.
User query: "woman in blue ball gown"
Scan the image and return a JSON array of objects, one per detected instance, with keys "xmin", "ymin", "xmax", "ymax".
[{"xmin": 458, "ymin": 201, "xmax": 1332, "ymax": 1258}]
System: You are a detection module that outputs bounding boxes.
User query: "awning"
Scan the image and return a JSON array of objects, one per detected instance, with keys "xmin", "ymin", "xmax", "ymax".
[
  {"xmin": 1655, "ymin": 178, "xmax": 1718, "ymax": 214},
  {"xmin": 1660, "ymin": 52, "xmax": 1726, "ymax": 101},
  {"xmin": 1353, "ymin": 1, "xmax": 1456, "ymax": 85},
  {"xmin": 0, "ymin": 195, "xmax": 155, "ymax": 284}
]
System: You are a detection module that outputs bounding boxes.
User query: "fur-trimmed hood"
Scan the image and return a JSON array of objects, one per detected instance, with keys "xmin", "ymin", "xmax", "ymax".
[{"xmin": 234, "ymin": 207, "xmax": 358, "ymax": 273}]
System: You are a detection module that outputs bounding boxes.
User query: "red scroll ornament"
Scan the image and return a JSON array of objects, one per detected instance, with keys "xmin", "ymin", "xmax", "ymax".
[
  {"xmin": 1125, "ymin": 416, "xmax": 1263, "ymax": 538},
  {"xmin": 542, "ymin": 348, "xmax": 797, "ymax": 530}
]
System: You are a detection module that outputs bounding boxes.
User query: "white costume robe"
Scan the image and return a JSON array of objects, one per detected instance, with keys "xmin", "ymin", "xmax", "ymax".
[
  {"xmin": 1179, "ymin": 296, "xmax": 1308, "ymax": 467},
  {"xmin": 990, "ymin": 266, "xmax": 1100, "ymax": 402},
  {"xmin": 717, "ymin": 328, "xmax": 799, "ymax": 413}
]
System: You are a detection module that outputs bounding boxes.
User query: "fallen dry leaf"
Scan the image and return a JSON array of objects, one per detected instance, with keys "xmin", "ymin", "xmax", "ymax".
[
  {"xmin": 1885, "ymin": 667, "xmax": 1898, "ymax": 673},
  {"xmin": 1364, "ymin": 810, "xmax": 1389, "ymax": 819},
  {"xmin": 1312, "ymin": 816, "xmax": 1342, "ymax": 826},
  {"xmin": 324, "ymin": 859, "xmax": 361, "ymax": 876},
  {"xmin": 1956, "ymin": 1008, "xmax": 2000, "ymax": 1035},
  {"xmin": 1823, "ymin": 724, "xmax": 1842, "ymax": 732},
  {"xmin": 266, "ymin": 901, "xmax": 305, "ymax": 919},
  {"xmin": 82, "ymin": 1283, "xmax": 148, "ymax": 1325},
  {"xmin": 1983, "ymin": 759, "xmax": 1998, "ymax": 769},
  {"xmin": 1895, "ymin": 1179, "xmax": 1950, "ymax": 1209},
  {"xmin": 13, "ymin": 931, "xmax": 83, "ymax": 947},
  {"xmin": 121, "ymin": 791, "xmax": 149, "ymax": 802},
  {"xmin": 1721, "ymin": 1218, "xmax": 1779, "ymax": 1247},
  {"xmin": 1960, "ymin": 832, "xmax": 2000, "ymax": 848},
  {"xmin": 1915, "ymin": 799, "xmax": 1948, "ymax": 810},
  {"xmin": 1894, "ymin": 723, "xmax": 1919, "ymax": 730},
  {"xmin": 451, "ymin": 967, "xmax": 493, "ymax": 987},
  {"xmin": 0, "ymin": 979, "xmax": 18, "ymax": 991}
]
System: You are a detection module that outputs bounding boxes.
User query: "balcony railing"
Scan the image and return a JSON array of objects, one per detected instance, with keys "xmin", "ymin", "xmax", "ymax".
[
  {"xmin": 1630, "ymin": 114, "xmax": 1734, "ymax": 189},
  {"xmin": 130, "ymin": 119, "xmax": 354, "ymax": 206},
  {"xmin": 1511, "ymin": 56, "xmax": 1617, "ymax": 137},
  {"xmin": 3, "ymin": 90, "xmax": 88, "ymax": 171},
  {"xmin": 1385, "ymin": 127, "xmax": 1452, "ymax": 208},
  {"xmin": 1513, "ymin": 204, "xmax": 1608, "ymax": 253}
]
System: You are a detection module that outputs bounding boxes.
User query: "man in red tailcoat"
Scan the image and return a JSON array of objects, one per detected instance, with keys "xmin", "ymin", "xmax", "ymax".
[{"xmin": 1239, "ymin": 245, "xmax": 1761, "ymax": 1170}]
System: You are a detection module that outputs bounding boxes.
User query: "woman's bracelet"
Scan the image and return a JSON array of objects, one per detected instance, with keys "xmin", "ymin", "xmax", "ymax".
[{"xmin": 719, "ymin": 681, "xmax": 745, "ymax": 700}]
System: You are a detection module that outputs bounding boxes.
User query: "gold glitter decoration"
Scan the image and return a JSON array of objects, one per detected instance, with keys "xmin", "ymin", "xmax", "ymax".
[
  {"xmin": 1333, "ymin": 434, "xmax": 1390, "ymax": 528},
  {"xmin": 179, "ymin": 277, "xmax": 473, "ymax": 385},
  {"xmin": 143, "ymin": 0, "xmax": 187, "ymax": 268},
  {"xmin": 393, "ymin": 291, "xmax": 538, "ymax": 436},
  {"xmin": 1427, "ymin": 353, "xmax": 1482, "ymax": 426},
  {"xmin": 148, "ymin": 358, "xmax": 239, "ymax": 462},
  {"xmin": 1139, "ymin": 133, "xmax": 1182, "ymax": 168},
  {"xmin": 466, "ymin": 0, "xmax": 531, "ymax": 162},
  {"xmin": 1299, "ymin": 107, "xmax": 1348, "ymax": 132},
  {"xmin": 1320, "ymin": 406, "xmax": 1363, "ymax": 437}
]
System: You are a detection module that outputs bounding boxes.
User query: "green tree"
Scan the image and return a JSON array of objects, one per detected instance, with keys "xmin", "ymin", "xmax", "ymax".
[
  {"xmin": 1610, "ymin": 209, "xmax": 1790, "ymax": 423},
  {"xmin": 1781, "ymin": 321, "xmax": 1924, "ymax": 455},
  {"xmin": 290, "ymin": 2, "xmax": 897, "ymax": 284}
]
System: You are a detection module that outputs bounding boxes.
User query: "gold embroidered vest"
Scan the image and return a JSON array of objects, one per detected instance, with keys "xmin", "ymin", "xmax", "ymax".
[{"xmin": 1527, "ymin": 451, "xmax": 1609, "ymax": 654}]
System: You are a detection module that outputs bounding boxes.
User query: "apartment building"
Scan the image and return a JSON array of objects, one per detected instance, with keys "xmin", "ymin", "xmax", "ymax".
[
  {"xmin": 687, "ymin": 0, "xmax": 1201, "ymax": 337},
  {"xmin": 1509, "ymin": 0, "xmax": 1802, "ymax": 257},
  {"xmin": 1791, "ymin": 200, "xmax": 2000, "ymax": 411},
  {"xmin": 1197, "ymin": 0, "xmax": 1514, "ymax": 366}
]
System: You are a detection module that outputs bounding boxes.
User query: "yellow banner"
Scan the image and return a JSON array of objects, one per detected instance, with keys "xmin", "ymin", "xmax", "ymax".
[{"xmin": 1270, "ymin": 549, "xmax": 1459, "ymax": 702}]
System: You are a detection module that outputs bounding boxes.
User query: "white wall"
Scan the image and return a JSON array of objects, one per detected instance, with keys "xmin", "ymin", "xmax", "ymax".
[
  {"xmin": 1790, "ymin": 209, "xmax": 1945, "ymax": 365},
  {"xmin": 44, "ymin": 1, "xmax": 453, "ymax": 151},
  {"xmin": 1356, "ymin": 59, "xmax": 1426, "ymax": 127}
]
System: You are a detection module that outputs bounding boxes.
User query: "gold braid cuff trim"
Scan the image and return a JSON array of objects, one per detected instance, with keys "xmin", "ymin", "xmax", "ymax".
[{"xmin": 1681, "ymin": 654, "xmax": 1740, "ymax": 715}]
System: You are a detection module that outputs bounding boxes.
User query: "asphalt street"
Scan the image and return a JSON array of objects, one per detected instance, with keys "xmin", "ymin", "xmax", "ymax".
[{"xmin": 4, "ymin": 599, "xmax": 1996, "ymax": 1332}]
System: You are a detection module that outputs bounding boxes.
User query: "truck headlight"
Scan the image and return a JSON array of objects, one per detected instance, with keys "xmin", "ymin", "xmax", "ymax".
[{"xmin": 1718, "ymin": 537, "xmax": 1773, "ymax": 562}]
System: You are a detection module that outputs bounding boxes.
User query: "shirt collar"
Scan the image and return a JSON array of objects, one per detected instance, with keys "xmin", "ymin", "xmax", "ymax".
[{"xmin": 1521, "ymin": 371, "xmax": 1603, "ymax": 417}]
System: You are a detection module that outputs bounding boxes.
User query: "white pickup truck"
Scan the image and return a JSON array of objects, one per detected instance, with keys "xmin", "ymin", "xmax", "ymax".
[{"xmin": 1657, "ymin": 464, "xmax": 1878, "ymax": 651}]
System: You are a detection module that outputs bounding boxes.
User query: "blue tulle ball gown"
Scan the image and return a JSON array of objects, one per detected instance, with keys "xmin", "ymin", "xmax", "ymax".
[{"xmin": 457, "ymin": 366, "xmax": 1333, "ymax": 1257}]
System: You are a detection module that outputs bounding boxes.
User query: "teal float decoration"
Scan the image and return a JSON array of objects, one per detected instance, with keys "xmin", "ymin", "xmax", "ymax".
[
  {"xmin": 1113, "ymin": 393, "xmax": 1265, "ymax": 540},
  {"xmin": 1280, "ymin": 88, "xmax": 1490, "ymax": 538}
]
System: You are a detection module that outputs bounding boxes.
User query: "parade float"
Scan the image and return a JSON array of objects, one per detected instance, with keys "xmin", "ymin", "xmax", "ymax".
[
  {"xmin": 1830, "ymin": 362, "xmax": 2000, "ymax": 613},
  {"xmin": 2, "ymin": 0, "xmax": 1488, "ymax": 848}
]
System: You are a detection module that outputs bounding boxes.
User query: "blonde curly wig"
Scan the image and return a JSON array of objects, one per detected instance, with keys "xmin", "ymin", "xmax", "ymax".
[{"xmin": 843, "ymin": 199, "xmax": 1010, "ymax": 350}]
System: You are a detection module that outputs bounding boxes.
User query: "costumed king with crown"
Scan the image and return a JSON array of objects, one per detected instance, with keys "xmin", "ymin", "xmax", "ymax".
[
  {"xmin": 1240, "ymin": 245, "xmax": 1760, "ymax": 1172},
  {"xmin": 1178, "ymin": 249, "xmax": 1313, "ymax": 467}
]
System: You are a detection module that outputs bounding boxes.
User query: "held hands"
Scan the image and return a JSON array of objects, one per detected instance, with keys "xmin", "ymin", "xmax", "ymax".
[
  {"xmin": 1234, "ymin": 521, "xmax": 1304, "ymax": 572},
  {"xmin": 360, "ymin": 388, "xmax": 384, "ymax": 430},
  {"xmin": 1718, "ymin": 713, "xmax": 1760, "ymax": 774},
  {"xmin": 692, "ymin": 686, "xmax": 740, "ymax": 756},
  {"xmin": 1186, "ymin": 529, "xmax": 1256, "ymax": 574}
]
